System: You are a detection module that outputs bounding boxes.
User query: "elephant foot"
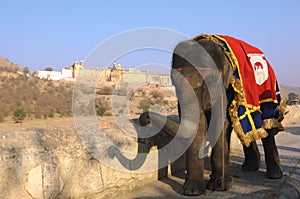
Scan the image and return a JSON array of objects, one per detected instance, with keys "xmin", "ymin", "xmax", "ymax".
[
  {"xmin": 182, "ymin": 179, "xmax": 206, "ymax": 196},
  {"xmin": 242, "ymin": 160, "xmax": 260, "ymax": 172},
  {"xmin": 206, "ymin": 175, "xmax": 232, "ymax": 191},
  {"xmin": 266, "ymin": 165, "xmax": 283, "ymax": 179}
]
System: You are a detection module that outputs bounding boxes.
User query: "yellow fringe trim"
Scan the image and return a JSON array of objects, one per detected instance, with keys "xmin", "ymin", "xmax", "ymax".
[
  {"xmin": 279, "ymin": 101, "xmax": 286, "ymax": 119},
  {"xmin": 229, "ymin": 94, "xmax": 268, "ymax": 146},
  {"xmin": 195, "ymin": 34, "xmax": 285, "ymax": 147},
  {"xmin": 193, "ymin": 34, "xmax": 238, "ymax": 72},
  {"xmin": 263, "ymin": 119, "xmax": 284, "ymax": 132}
]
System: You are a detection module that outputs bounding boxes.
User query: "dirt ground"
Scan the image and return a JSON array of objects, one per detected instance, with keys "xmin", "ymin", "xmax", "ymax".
[
  {"xmin": 0, "ymin": 86, "xmax": 179, "ymax": 133},
  {"xmin": 0, "ymin": 117, "xmax": 75, "ymax": 132}
]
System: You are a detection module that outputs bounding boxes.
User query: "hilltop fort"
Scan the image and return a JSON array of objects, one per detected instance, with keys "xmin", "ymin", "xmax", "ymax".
[{"xmin": 35, "ymin": 62, "xmax": 172, "ymax": 87}]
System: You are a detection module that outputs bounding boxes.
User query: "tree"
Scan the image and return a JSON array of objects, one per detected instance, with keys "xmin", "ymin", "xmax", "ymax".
[
  {"xmin": 23, "ymin": 67, "xmax": 30, "ymax": 74},
  {"xmin": 139, "ymin": 99, "xmax": 151, "ymax": 112},
  {"xmin": 0, "ymin": 114, "xmax": 4, "ymax": 123},
  {"xmin": 150, "ymin": 90, "xmax": 164, "ymax": 99},
  {"xmin": 97, "ymin": 105, "xmax": 107, "ymax": 116},
  {"xmin": 45, "ymin": 67, "xmax": 53, "ymax": 71},
  {"xmin": 288, "ymin": 92, "xmax": 298, "ymax": 100},
  {"xmin": 287, "ymin": 92, "xmax": 299, "ymax": 105},
  {"xmin": 96, "ymin": 86, "xmax": 113, "ymax": 95},
  {"xmin": 13, "ymin": 107, "xmax": 27, "ymax": 123},
  {"xmin": 141, "ymin": 104, "xmax": 150, "ymax": 112}
]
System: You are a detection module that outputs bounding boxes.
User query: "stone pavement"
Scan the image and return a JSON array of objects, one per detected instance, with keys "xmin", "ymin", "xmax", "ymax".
[{"xmin": 112, "ymin": 122, "xmax": 300, "ymax": 199}]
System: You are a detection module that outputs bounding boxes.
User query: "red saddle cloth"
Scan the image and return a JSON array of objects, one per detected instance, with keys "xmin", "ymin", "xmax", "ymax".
[
  {"xmin": 215, "ymin": 35, "xmax": 278, "ymax": 106},
  {"xmin": 195, "ymin": 34, "xmax": 283, "ymax": 147}
]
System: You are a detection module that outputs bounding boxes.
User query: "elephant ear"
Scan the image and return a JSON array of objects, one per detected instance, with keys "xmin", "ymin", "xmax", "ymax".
[
  {"xmin": 207, "ymin": 42, "xmax": 233, "ymax": 89},
  {"xmin": 197, "ymin": 39, "xmax": 232, "ymax": 88},
  {"xmin": 221, "ymin": 56, "xmax": 233, "ymax": 89}
]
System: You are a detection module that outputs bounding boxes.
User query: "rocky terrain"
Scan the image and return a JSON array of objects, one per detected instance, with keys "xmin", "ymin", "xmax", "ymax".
[{"xmin": 0, "ymin": 124, "xmax": 158, "ymax": 199}]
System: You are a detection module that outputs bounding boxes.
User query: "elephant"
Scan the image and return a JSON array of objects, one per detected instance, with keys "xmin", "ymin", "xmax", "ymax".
[
  {"xmin": 109, "ymin": 35, "xmax": 284, "ymax": 196},
  {"xmin": 168, "ymin": 36, "xmax": 284, "ymax": 195}
]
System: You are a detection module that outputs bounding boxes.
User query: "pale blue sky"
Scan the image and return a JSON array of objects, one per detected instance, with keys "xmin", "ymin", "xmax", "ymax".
[{"xmin": 1, "ymin": 0, "xmax": 299, "ymax": 86}]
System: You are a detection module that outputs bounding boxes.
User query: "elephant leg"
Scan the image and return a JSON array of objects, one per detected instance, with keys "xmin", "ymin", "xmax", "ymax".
[
  {"xmin": 183, "ymin": 136, "xmax": 205, "ymax": 195},
  {"xmin": 157, "ymin": 136, "xmax": 169, "ymax": 180},
  {"xmin": 158, "ymin": 134, "xmax": 174, "ymax": 180},
  {"xmin": 242, "ymin": 141, "xmax": 261, "ymax": 171},
  {"xmin": 207, "ymin": 120, "xmax": 232, "ymax": 191},
  {"xmin": 183, "ymin": 117, "xmax": 206, "ymax": 196},
  {"xmin": 262, "ymin": 133, "xmax": 283, "ymax": 179},
  {"xmin": 171, "ymin": 152, "xmax": 186, "ymax": 176}
]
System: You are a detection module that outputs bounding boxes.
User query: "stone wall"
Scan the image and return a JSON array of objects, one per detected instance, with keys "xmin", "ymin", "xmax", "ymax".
[
  {"xmin": 123, "ymin": 72, "xmax": 147, "ymax": 84},
  {"xmin": 80, "ymin": 66, "xmax": 172, "ymax": 87},
  {"xmin": 0, "ymin": 127, "xmax": 157, "ymax": 199}
]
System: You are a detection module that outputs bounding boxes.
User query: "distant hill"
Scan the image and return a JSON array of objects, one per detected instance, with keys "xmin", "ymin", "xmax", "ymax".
[
  {"xmin": 280, "ymin": 84, "xmax": 300, "ymax": 96},
  {"xmin": 0, "ymin": 56, "xmax": 24, "ymax": 72},
  {"xmin": 0, "ymin": 57, "xmax": 73, "ymax": 121},
  {"xmin": 0, "ymin": 74, "xmax": 73, "ymax": 120}
]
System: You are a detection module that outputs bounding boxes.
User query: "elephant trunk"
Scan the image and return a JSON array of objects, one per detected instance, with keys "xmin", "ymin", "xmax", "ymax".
[
  {"xmin": 148, "ymin": 112, "xmax": 179, "ymax": 137},
  {"xmin": 108, "ymin": 138, "xmax": 152, "ymax": 170},
  {"xmin": 109, "ymin": 110, "xmax": 198, "ymax": 170},
  {"xmin": 149, "ymin": 111, "xmax": 199, "ymax": 140}
]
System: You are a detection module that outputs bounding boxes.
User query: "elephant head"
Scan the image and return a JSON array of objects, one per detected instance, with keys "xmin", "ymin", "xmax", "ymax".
[
  {"xmin": 171, "ymin": 39, "xmax": 234, "ymax": 140},
  {"xmin": 171, "ymin": 39, "xmax": 233, "ymax": 114}
]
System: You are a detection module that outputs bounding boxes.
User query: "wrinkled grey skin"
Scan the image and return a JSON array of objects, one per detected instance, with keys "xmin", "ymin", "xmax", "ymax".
[
  {"xmin": 170, "ymin": 38, "xmax": 283, "ymax": 195},
  {"xmin": 109, "ymin": 38, "xmax": 283, "ymax": 196}
]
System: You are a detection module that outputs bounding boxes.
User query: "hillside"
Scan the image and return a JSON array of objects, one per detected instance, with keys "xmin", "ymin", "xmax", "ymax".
[
  {"xmin": 0, "ymin": 56, "xmax": 23, "ymax": 72},
  {"xmin": 0, "ymin": 74, "xmax": 73, "ymax": 120},
  {"xmin": 280, "ymin": 84, "xmax": 300, "ymax": 96},
  {"xmin": 0, "ymin": 57, "xmax": 73, "ymax": 122},
  {"xmin": 0, "ymin": 57, "xmax": 177, "ymax": 124}
]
